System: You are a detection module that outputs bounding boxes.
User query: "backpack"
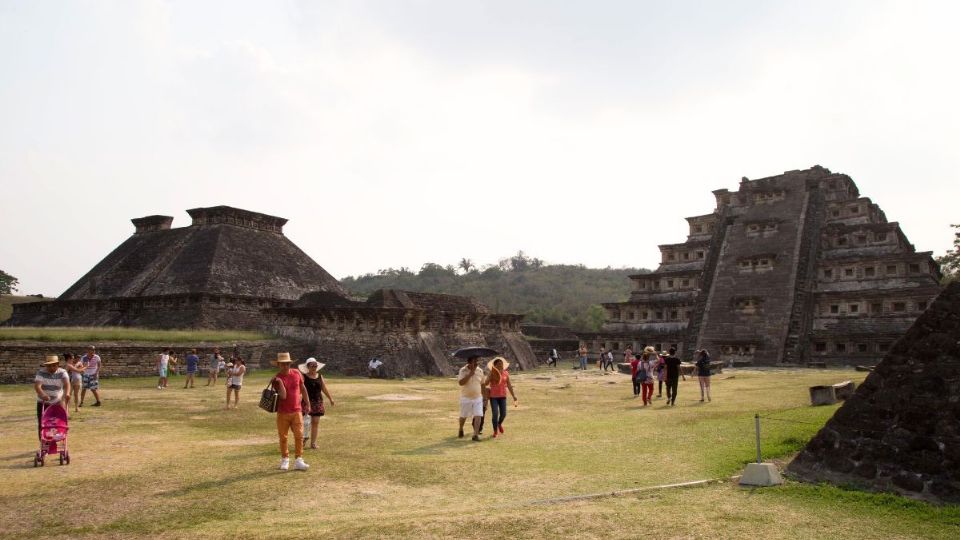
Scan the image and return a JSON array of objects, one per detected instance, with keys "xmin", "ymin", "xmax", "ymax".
[{"xmin": 636, "ymin": 364, "xmax": 649, "ymax": 382}]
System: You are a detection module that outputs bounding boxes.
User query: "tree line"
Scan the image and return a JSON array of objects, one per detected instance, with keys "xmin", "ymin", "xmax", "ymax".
[{"xmin": 341, "ymin": 252, "xmax": 648, "ymax": 331}]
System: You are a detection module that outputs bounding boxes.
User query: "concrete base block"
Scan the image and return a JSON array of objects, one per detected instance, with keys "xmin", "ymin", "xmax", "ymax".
[
  {"xmin": 809, "ymin": 385, "xmax": 837, "ymax": 406},
  {"xmin": 739, "ymin": 463, "xmax": 784, "ymax": 487}
]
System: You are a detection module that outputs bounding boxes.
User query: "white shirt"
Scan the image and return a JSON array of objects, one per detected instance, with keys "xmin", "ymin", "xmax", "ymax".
[{"xmin": 159, "ymin": 354, "xmax": 169, "ymax": 369}]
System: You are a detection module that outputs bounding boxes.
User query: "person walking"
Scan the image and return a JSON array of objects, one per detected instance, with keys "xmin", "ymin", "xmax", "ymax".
[
  {"xmin": 79, "ymin": 345, "xmax": 102, "ymax": 407},
  {"xmin": 183, "ymin": 349, "xmax": 199, "ymax": 388},
  {"xmin": 483, "ymin": 357, "xmax": 517, "ymax": 438},
  {"xmin": 457, "ymin": 355, "xmax": 485, "ymax": 441},
  {"xmin": 663, "ymin": 348, "xmax": 681, "ymax": 406},
  {"xmin": 225, "ymin": 357, "xmax": 246, "ymax": 409},
  {"xmin": 655, "ymin": 352, "xmax": 666, "ymax": 398},
  {"xmin": 639, "ymin": 347, "xmax": 657, "ymax": 405},
  {"xmin": 368, "ymin": 357, "xmax": 385, "ymax": 378},
  {"xmin": 696, "ymin": 349, "xmax": 713, "ymax": 402},
  {"xmin": 299, "ymin": 358, "xmax": 334, "ymax": 450},
  {"xmin": 64, "ymin": 353, "xmax": 83, "ymax": 412},
  {"xmin": 270, "ymin": 352, "xmax": 310, "ymax": 471},
  {"xmin": 34, "ymin": 355, "xmax": 70, "ymax": 439},
  {"xmin": 602, "ymin": 349, "xmax": 616, "ymax": 372},
  {"xmin": 206, "ymin": 348, "xmax": 223, "ymax": 386},
  {"xmin": 578, "ymin": 344, "xmax": 589, "ymax": 371},
  {"xmin": 629, "ymin": 352, "xmax": 641, "ymax": 398},
  {"xmin": 167, "ymin": 352, "xmax": 179, "ymax": 382},
  {"xmin": 547, "ymin": 348, "xmax": 559, "ymax": 367},
  {"xmin": 157, "ymin": 348, "xmax": 171, "ymax": 390}
]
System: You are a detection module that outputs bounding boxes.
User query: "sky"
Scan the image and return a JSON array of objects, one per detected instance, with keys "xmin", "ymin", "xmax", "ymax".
[{"xmin": 1, "ymin": 0, "xmax": 958, "ymax": 297}]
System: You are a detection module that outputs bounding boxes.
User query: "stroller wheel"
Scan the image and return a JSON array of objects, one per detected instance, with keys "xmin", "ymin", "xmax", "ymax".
[
  {"xmin": 33, "ymin": 454, "xmax": 39, "ymax": 467},
  {"xmin": 59, "ymin": 453, "xmax": 64, "ymax": 466},
  {"xmin": 65, "ymin": 451, "xmax": 70, "ymax": 465}
]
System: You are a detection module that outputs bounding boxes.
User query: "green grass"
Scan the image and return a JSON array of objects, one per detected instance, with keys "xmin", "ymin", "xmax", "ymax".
[
  {"xmin": 0, "ymin": 367, "xmax": 956, "ymax": 539},
  {"xmin": 0, "ymin": 326, "xmax": 273, "ymax": 342},
  {"xmin": 0, "ymin": 295, "xmax": 53, "ymax": 322}
]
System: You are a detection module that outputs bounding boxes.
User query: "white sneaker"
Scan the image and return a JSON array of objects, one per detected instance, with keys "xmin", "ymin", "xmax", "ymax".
[
  {"xmin": 294, "ymin": 457, "xmax": 310, "ymax": 471},
  {"xmin": 279, "ymin": 457, "xmax": 290, "ymax": 471}
]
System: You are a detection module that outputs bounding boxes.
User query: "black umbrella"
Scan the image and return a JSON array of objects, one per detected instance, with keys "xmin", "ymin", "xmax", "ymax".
[{"xmin": 451, "ymin": 346, "xmax": 500, "ymax": 360}]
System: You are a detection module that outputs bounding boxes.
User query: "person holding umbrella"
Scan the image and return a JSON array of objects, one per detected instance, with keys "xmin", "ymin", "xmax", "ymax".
[{"xmin": 452, "ymin": 346, "xmax": 497, "ymax": 442}]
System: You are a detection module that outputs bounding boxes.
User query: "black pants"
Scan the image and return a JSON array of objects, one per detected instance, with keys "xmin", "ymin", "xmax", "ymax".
[
  {"xmin": 632, "ymin": 377, "xmax": 641, "ymax": 396},
  {"xmin": 547, "ymin": 358, "xmax": 557, "ymax": 367},
  {"xmin": 666, "ymin": 378, "xmax": 679, "ymax": 403}
]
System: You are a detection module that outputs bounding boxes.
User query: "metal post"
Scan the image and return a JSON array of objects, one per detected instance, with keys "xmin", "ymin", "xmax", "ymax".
[{"xmin": 754, "ymin": 413, "xmax": 762, "ymax": 464}]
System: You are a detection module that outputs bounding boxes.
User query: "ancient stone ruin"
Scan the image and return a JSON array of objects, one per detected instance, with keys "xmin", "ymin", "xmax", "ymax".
[
  {"xmin": 788, "ymin": 281, "xmax": 960, "ymax": 503},
  {"xmin": 580, "ymin": 166, "xmax": 942, "ymax": 365},
  {"xmin": 5, "ymin": 206, "xmax": 536, "ymax": 375}
]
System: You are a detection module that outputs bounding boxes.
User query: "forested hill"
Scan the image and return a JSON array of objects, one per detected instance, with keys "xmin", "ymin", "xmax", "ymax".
[{"xmin": 341, "ymin": 254, "xmax": 649, "ymax": 331}]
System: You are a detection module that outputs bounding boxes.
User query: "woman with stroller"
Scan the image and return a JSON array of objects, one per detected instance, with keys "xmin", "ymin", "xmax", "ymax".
[
  {"xmin": 299, "ymin": 358, "xmax": 334, "ymax": 450},
  {"xmin": 34, "ymin": 355, "xmax": 70, "ymax": 439},
  {"xmin": 696, "ymin": 349, "xmax": 713, "ymax": 402}
]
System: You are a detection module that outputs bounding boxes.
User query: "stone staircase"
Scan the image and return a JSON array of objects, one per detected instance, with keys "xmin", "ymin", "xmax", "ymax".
[
  {"xmin": 682, "ymin": 213, "xmax": 732, "ymax": 360},
  {"xmin": 782, "ymin": 185, "xmax": 825, "ymax": 364}
]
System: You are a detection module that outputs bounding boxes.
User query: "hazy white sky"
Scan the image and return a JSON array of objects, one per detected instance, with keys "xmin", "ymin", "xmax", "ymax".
[{"xmin": 1, "ymin": 0, "xmax": 958, "ymax": 296}]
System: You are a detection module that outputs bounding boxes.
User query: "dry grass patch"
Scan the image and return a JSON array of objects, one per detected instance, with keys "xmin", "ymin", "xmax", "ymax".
[{"xmin": 1, "ymin": 367, "xmax": 957, "ymax": 539}]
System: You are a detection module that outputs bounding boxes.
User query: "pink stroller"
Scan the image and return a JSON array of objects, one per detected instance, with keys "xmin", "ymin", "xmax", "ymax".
[{"xmin": 34, "ymin": 403, "xmax": 70, "ymax": 467}]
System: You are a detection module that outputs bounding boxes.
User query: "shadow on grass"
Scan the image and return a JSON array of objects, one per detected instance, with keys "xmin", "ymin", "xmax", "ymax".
[
  {"xmin": 157, "ymin": 468, "xmax": 278, "ymax": 497},
  {"xmin": 393, "ymin": 436, "xmax": 479, "ymax": 456},
  {"xmin": 0, "ymin": 451, "xmax": 42, "ymax": 469}
]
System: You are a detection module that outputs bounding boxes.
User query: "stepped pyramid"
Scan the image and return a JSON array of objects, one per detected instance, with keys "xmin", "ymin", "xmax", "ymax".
[
  {"xmin": 580, "ymin": 166, "xmax": 942, "ymax": 366},
  {"xmin": 788, "ymin": 282, "xmax": 960, "ymax": 503},
  {"xmin": 9, "ymin": 206, "xmax": 347, "ymax": 328}
]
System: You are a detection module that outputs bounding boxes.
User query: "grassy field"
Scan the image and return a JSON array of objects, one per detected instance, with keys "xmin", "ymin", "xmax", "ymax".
[
  {"xmin": 0, "ymin": 326, "xmax": 273, "ymax": 343},
  {"xmin": 0, "ymin": 295, "xmax": 53, "ymax": 323},
  {"xmin": 1, "ymin": 367, "xmax": 957, "ymax": 539}
]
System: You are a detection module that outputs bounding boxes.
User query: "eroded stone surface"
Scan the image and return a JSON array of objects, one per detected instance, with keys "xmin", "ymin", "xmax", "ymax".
[{"xmin": 787, "ymin": 282, "xmax": 960, "ymax": 503}]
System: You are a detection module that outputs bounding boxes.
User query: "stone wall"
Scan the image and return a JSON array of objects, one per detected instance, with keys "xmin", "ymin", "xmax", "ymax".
[
  {"xmin": 787, "ymin": 282, "xmax": 960, "ymax": 503},
  {"xmin": 264, "ymin": 307, "xmax": 538, "ymax": 377},
  {"xmin": 0, "ymin": 341, "xmax": 281, "ymax": 383}
]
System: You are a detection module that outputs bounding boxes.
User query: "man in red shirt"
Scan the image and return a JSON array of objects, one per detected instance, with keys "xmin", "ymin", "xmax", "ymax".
[{"xmin": 271, "ymin": 352, "xmax": 311, "ymax": 471}]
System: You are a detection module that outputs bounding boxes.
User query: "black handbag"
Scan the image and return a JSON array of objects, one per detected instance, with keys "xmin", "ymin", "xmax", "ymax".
[{"xmin": 259, "ymin": 380, "xmax": 279, "ymax": 413}]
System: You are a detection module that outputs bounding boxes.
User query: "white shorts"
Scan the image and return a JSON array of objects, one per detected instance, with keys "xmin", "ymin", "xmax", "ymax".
[{"xmin": 459, "ymin": 397, "xmax": 483, "ymax": 418}]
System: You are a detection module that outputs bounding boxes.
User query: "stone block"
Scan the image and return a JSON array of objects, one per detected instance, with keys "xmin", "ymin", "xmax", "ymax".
[
  {"xmin": 809, "ymin": 385, "xmax": 837, "ymax": 406},
  {"xmin": 739, "ymin": 463, "xmax": 784, "ymax": 486},
  {"xmin": 832, "ymin": 380, "xmax": 856, "ymax": 400}
]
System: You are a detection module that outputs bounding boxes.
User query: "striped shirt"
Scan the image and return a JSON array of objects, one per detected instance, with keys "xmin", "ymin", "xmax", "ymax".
[{"xmin": 35, "ymin": 368, "xmax": 69, "ymax": 404}]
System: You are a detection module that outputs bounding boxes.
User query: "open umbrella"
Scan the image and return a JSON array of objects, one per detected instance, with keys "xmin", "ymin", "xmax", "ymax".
[{"xmin": 451, "ymin": 346, "xmax": 500, "ymax": 360}]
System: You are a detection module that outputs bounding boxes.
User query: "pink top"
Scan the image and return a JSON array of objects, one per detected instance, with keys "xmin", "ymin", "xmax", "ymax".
[
  {"xmin": 275, "ymin": 369, "xmax": 304, "ymax": 414},
  {"xmin": 489, "ymin": 370, "xmax": 510, "ymax": 398}
]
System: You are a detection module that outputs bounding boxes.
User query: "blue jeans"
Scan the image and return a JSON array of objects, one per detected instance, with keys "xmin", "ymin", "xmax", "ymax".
[
  {"xmin": 490, "ymin": 397, "xmax": 507, "ymax": 430},
  {"xmin": 579, "ymin": 357, "xmax": 588, "ymax": 370}
]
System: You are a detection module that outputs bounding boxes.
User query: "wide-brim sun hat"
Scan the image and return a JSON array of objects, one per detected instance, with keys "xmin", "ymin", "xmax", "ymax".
[
  {"xmin": 486, "ymin": 357, "xmax": 510, "ymax": 371},
  {"xmin": 271, "ymin": 352, "xmax": 294, "ymax": 366},
  {"xmin": 42, "ymin": 355, "xmax": 59, "ymax": 366},
  {"xmin": 298, "ymin": 357, "xmax": 326, "ymax": 374}
]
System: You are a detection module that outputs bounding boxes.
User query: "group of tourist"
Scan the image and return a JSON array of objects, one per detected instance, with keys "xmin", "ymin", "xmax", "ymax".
[
  {"xmin": 626, "ymin": 346, "xmax": 712, "ymax": 404},
  {"xmin": 32, "ymin": 345, "xmax": 102, "ymax": 438},
  {"xmin": 267, "ymin": 353, "xmax": 335, "ymax": 470},
  {"xmin": 457, "ymin": 355, "xmax": 518, "ymax": 441},
  {"xmin": 32, "ymin": 342, "xmax": 715, "ymax": 472}
]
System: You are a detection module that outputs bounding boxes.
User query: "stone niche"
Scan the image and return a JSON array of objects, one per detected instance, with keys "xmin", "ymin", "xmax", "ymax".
[{"xmin": 787, "ymin": 282, "xmax": 960, "ymax": 503}]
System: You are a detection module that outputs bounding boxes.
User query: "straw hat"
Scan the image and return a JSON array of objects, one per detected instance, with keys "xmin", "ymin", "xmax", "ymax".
[
  {"xmin": 298, "ymin": 357, "xmax": 326, "ymax": 374},
  {"xmin": 643, "ymin": 346, "xmax": 656, "ymax": 354},
  {"xmin": 486, "ymin": 356, "xmax": 510, "ymax": 372},
  {"xmin": 42, "ymin": 355, "xmax": 60, "ymax": 366},
  {"xmin": 272, "ymin": 352, "xmax": 294, "ymax": 366}
]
